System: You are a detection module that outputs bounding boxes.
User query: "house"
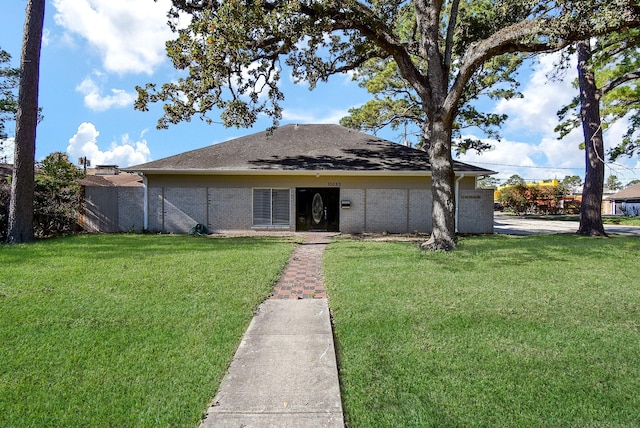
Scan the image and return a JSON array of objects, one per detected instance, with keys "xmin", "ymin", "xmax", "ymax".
[
  {"xmin": 122, "ymin": 124, "xmax": 496, "ymax": 234},
  {"xmin": 0, "ymin": 163, "xmax": 12, "ymax": 183},
  {"xmin": 607, "ymin": 183, "xmax": 640, "ymax": 216}
]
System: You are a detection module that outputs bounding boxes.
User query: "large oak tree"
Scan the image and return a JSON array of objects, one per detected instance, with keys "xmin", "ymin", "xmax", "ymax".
[{"xmin": 138, "ymin": 0, "xmax": 639, "ymax": 250}]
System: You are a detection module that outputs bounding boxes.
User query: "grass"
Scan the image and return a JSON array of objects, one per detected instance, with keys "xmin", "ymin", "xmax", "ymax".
[
  {"xmin": 0, "ymin": 234, "xmax": 295, "ymax": 427},
  {"xmin": 325, "ymin": 235, "xmax": 640, "ymax": 427},
  {"xmin": 524, "ymin": 214, "xmax": 640, "ymax": 226},
  {"xmin": 603, "ymin": 216, "xmax": 640, "ymax": 226}
]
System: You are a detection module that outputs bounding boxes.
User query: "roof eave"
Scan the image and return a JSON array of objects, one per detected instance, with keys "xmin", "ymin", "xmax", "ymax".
[{"xmin": 121, "ymin": 168, "xmax": 495, "ymax": 176}]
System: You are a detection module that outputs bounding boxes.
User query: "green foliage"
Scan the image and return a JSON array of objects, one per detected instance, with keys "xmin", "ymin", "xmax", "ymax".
[
  {"xmin": 503, "ymin": 174, "xmax": 526, "ymax": 185},
  {"xmin": 497, "ymin": 182, "xmax": 530, "ymax": 214},
  {"xmin": 559, "ymin": 174, "xmax": 583, "ymax": 194},
  {"xmin": 325, "ymin": 236, "xmax": 640, "ymax": 427},
  {"xmin": 0, "ymin": 47, "xmax": 43, "ymax": 162},
  {"xmin": 598, "ymin": 29, "xmax": 640, "ymax": 160},
  {"xmin": 606, "ymin": 174, "xmax": 623, "ymax": 191},
  {"xmin": 32, "ymin": 152, "xmax": 82, "ymax": 238},
  {"xmin": 138, "ymin": 0, "xmax": 638, "ymax": 132},
  {"xmin": 497, "ymin": 181, "xmax": 562, "ymax": 214},
  {"xmin": 477, "ymin": 176, "xmax": 501, "ymax": 188},
  {"xmin": 556, "ymin": 29, "xmax": 640, "ymax": 160},
  {"xmin": 339, "ymin": 58, "xmax": 426, "ymax": 144},
  {"xmin": 0, "ymin": 47, "xmax": 19, "ymax": 143},
  {"xmin": 338, "ymin": 2, "xmax": 527, "ymax": 151},
  {"xmin": 340, "ymin": 51, "xmax": 518, "ymax": 153}
]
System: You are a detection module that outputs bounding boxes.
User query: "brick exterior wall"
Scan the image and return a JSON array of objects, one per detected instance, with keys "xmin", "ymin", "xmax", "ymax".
[
  {"xmin": 147, "ymin": 188, "xmax": 162, "ymax": 232},
  {"xmin": 458, "ymin": 189, "xmax": 494, "ymax": 234},
  {"xmin": 82, "ymin": 187, "xmax": 118, "ymax": 232},
  {"xmin": 162, "ymin": 187, "xmax": 208, "ymax": 233},
  {"xmin": 338, "ymin": 189, "xmax": 365, "ymax": 233},
  {"xmin": 408, "ymin": 188, "xmax": 432, "ymax": 232},
  {"xmin": 365, "ymin": 189, "xmax": 409, "ymax": 233},
  {"xmin": 117, "ymin": 187, "xmax": 144, "ymax": 232},
  {"xmin": 127, "ymin": 175, "xmax": 494, "ymax": 235},
  {"xmin": 147, "ymin": 187, "xmax": 207, "ymax": 233},
  {"xmin": 82, "ymin": 186, "xmax": 144, "ymax": 233},
  {"xmin": 208, "ymin": 187, "xmax": 253, "ymax": 231}
]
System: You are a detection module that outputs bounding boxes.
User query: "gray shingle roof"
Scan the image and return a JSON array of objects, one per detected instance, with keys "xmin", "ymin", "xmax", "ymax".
[
  {"xmin": 79, "ymin": 173, "xmax": 143, "ymax": 187},
  {"xmin": 608, "ymin": 182, "xmax": 640, "ymax": 201},
  {"xmin": 124, "ymin": 124, "xmax": 494, "ymax": 175}
]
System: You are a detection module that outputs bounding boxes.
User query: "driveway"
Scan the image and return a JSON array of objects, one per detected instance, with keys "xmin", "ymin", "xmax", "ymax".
[{"xmin": 493, "ymin": 213, "xmax": 640, "ymax": 236}]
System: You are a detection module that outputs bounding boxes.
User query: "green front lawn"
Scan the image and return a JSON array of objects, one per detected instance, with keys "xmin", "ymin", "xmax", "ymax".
[
  {"xmin": 603, "ymin": 216, "xmax": 640, "ymax": 226},
  {"xmin": 3, "ymin": 233, "xmax": 639, "ymax": 427},
  {"xmin": 0, "ymin": 234, "xmax": 294, "ymax": 427},
  {"xmin": 325, "ymin": 235, "xmax": 640, "ymax": 427},
  {"xmin": 524, "ymin": 214, "xmax": 640, "ymax": 226}
]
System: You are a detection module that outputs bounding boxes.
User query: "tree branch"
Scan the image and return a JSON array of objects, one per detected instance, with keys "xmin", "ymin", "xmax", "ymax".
[
  {"xmin": 444, "ymin": 0, "xmax": 461, "ymax": 72},
  {"xmin": 600, "ymin": 71, "xmax": 640, "ymax": 96}
]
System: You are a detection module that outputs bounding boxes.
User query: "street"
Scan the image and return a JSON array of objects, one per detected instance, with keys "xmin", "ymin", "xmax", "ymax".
[{"xmin": 493, "ymin": 213, "xmax": 640, "ymax": 236}]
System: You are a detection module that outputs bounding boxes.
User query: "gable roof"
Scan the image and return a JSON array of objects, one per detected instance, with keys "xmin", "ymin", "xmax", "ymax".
[
  {"xmin": 79, "ymin": 173, "xmax": 143, "ymax": 188},
  {"xmin": 608, "ymin": 182, "xmax": 640, "ymax": 201},
  {"xmin": 124, "ymin": 124, "xmax": 495, "ymax": 176}
]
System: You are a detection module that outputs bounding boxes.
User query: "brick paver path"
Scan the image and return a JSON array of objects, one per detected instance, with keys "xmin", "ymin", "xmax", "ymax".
[{"xmin": 270, "ymin": 233, "xmax": 333, "ymax": 300}]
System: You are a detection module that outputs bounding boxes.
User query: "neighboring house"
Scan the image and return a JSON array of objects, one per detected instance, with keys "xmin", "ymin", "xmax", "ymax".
[
  {"xmin": 122, "ymin": 124, "xmax": 496, "ymax": 234},
  {"xmin": 0, "ymin": 163, "xmax": 12, "ymax": 182},
  {"xmin": 607, "ymin": 183, "xmax": 640, "ymax": 216},
  {"xmin": 79, "ymin": 166, "xmax": 144, "ymax": 232}
]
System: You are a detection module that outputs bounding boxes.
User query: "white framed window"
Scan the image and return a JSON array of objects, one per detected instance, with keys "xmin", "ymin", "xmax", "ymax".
[{"xmin": 253, "ymin": 188, "xmax": 290, "ymax": 226}]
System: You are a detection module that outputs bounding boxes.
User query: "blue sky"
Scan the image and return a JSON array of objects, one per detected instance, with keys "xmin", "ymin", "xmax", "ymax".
[{"xmin": 2, "ymin": 0, "xmax": 639, "ymax": 186}]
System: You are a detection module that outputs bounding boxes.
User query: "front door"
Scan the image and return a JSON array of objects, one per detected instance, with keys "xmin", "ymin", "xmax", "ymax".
[{"xmin": 296, "ymin": 188, "xmax": 339, "ymax": 231}]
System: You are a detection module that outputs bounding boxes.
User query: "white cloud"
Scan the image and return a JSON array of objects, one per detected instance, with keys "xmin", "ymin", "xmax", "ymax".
[
  {"xmin": 458, "ymin": 119, "xmax": 640, "ymax": 184},
  {"xmin": 282, "ymin": 108, "xmax": 349, "ymax": 124},
  {"xmin": 76, "ymin": 74, "xmax": 136, "ymax": 111},
  {"xmin": 42, "ymin": 28, "xmax": 51, "ymax": 47},
  {"xmin": 460, "ymin": 52, "xmax": 602, "ymax": 182},
  {"xmin": 66, "ymin": 122, "xmax": 152, "ymax": 167},
  {"xmin": 1, "ymin": 138, "xmax": 15, "ymax": 164},
  {"xmin": 457, "ymin": 136, "xmax": 544, "ymax": 179},
  {"xmin": 495, "ymin": 52, "xmax": 577, "ymax": 137},
  {"xmin": 52, "ymin": 0, "xmax": 175, "ymax": 74}
]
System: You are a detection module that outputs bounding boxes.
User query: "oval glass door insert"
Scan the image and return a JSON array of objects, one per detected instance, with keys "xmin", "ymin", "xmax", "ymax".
[{"xmin": 312, "ymin": 193, "xmax": 323, "ymax": 224}]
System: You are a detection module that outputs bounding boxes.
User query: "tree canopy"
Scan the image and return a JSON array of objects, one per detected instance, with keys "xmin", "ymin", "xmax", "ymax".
[
  {"xmin": 34, "ymin": 152, "xmax": 83, "ymax": 237},
  {"xmin": 138, "ymin": 0, "xmax": 639, "ymax": 250},
  {"xmin": 606, "ymin": 174, "xmax": 623, "ymax": 191},
  {"xmin": 0, "ymin": 48, "xmax": 19, "ymax": 147},
  {"xmin": 557, "ymin": 29, "xmax": 640, "ymax": 161},
  {"xmin": 559, "ymin": 175, "xmax": 582, "ymax": 194},
  {"xmin": 503, "ymin": 174, "xmax": 526, "ymax": 186},
  {"xmin": 554, "ymin": 31, "xmax": 639, "ymax": 235}
]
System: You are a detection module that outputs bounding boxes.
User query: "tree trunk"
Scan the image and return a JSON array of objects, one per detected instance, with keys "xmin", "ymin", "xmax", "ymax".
[
  {"xmin": 422, "ymin": 118, "xmax": 456, "ymax": 251},
  {"xmin": 7, "ymin": 0, "xmax": 45, "ymax": 243},
  {"xmin": 576, "ymin": 39, "xmax": 607, "ymax": 237}
]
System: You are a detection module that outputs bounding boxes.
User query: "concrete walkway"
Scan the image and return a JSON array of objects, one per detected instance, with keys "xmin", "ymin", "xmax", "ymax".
[{"xmin": 200, "ymin": 234, "xmax": 344, "ymax": 428}]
